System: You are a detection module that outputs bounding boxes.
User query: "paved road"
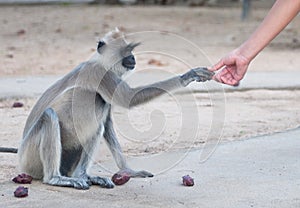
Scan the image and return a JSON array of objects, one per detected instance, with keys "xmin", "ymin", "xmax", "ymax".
[
  {"xmin": 0, "ymin": 71, "xmax": 300, "ymax": 98},
  {"xmin": 96, "ymin": 127, "xmax": 300, "ymax": 208},
  {"xmin": 2, "ymin": 127, "xmax": 298, "ymax": 207}
]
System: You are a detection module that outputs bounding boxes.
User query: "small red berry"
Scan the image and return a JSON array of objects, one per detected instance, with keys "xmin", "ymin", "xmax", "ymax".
[
  {"xmin": 14, "ymin": 186, "xmax": 28, "ymax": 198},
  {"xmin": 12, "ymin": 173, "xmax": 33, "ymax": 184},
  {"xmin": 111, "ymin": 173, "xmax": 130, "ymax": 185},
  {"xmin": 182, "ymin": 175, "xmax": 194, "ymax": 186}
]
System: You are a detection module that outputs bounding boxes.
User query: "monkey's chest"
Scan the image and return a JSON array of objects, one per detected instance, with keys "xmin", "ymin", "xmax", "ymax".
[{"xmin": 58, "ymin": 93, "xmax": 110, "ymax": 148}]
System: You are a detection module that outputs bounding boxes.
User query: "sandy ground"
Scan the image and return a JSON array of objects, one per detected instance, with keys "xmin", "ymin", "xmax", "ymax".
[{"xmin": 0, "ymin": 4, "xmax": 300, "ymax": 207}]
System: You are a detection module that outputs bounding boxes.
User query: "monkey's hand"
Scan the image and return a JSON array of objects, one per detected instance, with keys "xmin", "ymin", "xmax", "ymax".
[
  {"xmin": 116, "ymin": 168, "xmax": 154, "ymax": 178},
  {"xmin": 180, "ymin": 67, "xmax": 214, "ymax": 87}
]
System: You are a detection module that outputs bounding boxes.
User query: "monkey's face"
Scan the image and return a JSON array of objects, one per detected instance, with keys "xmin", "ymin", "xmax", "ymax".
[
  {"xmin": 122, "ymin": 54, "xmax": 135, "ymax": 70},
  {"xmin": 120, "ymin": 42, "xmax": 140, "ymax": 71},
  {"xmin": 97, "ymin": 29, "xmax": 140, "ymax": 77}
]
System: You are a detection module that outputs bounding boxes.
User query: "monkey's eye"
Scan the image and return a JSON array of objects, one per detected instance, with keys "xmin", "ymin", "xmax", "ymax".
[
  {"xmin": 97, "ymin": 41, "xmax": 106, "ymax": 54},
  {"xmin": 97, "ymin": 41, "xmax": 105, "ymax": 49}
]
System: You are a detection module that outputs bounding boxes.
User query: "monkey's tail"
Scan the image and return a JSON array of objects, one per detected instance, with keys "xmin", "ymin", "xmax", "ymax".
[{"xmin": 0, "ymin": 147, "xmax": 18, "ymax": 153}]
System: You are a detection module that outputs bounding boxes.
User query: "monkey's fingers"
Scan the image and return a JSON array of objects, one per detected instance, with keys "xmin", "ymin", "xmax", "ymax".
[{"xmin": 192, "ymin": 67, "xmax": 215, "ymax": 82}]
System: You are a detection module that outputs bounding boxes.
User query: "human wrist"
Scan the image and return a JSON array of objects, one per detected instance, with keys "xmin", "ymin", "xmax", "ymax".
[{"xmin": 235, "ymin": 45, "xmax": 253, "ymax": 65}]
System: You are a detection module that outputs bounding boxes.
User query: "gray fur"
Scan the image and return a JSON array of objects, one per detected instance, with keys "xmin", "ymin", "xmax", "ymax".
[{"xmin": 17, "ymin": 28, "xmax": 214, "ymax": 189}]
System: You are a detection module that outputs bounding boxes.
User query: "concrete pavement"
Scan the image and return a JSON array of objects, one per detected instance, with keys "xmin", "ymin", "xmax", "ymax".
[
  {"xmin": 106, "ymin": 127, "xmax": 300, "ymax": 208},
  {"xmin": 2, "ymin": 127, "xmax": 298, "ymax": 208},
  {"xmin": 0, "ymin": 71, "xmax": 300, "ymax": 98}
]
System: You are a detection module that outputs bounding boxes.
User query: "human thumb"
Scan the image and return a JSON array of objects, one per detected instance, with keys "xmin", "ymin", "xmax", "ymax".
[{"xmin": 208, "ymin": 59, "xmax": 224, "ymax": 72}]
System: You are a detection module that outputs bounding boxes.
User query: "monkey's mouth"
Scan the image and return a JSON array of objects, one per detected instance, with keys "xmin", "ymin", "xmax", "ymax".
[{"xmin": 126, "ymin": 64, "xmax": 135, "ymax": 70}]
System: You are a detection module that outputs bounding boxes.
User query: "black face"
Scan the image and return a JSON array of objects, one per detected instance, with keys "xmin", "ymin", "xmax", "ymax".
[
  {"xmin": 97, "ymin": 41, "xmax": 106, "ymax": 53},
  {"xmin": 122, "ymin": 55, "xmax": 136, "ymax": 70}
]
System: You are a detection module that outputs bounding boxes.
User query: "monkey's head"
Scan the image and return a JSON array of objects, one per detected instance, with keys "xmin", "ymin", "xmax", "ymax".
[{"xmin": 96, "ymin": 28, "xmax": 140, "ymax": 77}]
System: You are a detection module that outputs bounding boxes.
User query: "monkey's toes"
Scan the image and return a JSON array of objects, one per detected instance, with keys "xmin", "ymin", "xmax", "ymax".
[
  {"xmin": 130, "ymin": 170, "xmax": 154, "ymax": 178},
  {"xmin": 47, "ymin": 176, "xmax": 90, "ymax": 190},
  {"xmin": 96, "ymin": 177, "xmax": 114, "ymax": 189},
  {"xmin": 137, "ymin": 170, "xmax": 154, "ymax": 178},
  {"xmin": 102, "ymin": 180, "xmax": 115, "ymax": 189},
  {"xmin": 73, "ymin": 180, "xmax": 90, "ymax": 190}
]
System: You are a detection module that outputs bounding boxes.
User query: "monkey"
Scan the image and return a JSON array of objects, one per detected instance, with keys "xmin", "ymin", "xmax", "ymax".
[{"xmin": 2, "ymin": 28, "xmax": 214, "ymax": 189}]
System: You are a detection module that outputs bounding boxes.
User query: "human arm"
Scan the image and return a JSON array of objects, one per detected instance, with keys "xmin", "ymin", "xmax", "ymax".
[{"xmin": 210, "ymin": 0, "xmax": 300, "ymax": 86}]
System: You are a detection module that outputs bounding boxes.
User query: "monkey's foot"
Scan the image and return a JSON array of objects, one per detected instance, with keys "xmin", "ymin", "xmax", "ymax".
[
  {"xmin": 88, "ymin": 176, "xmax": 114, "ymax": 189},
  {"xmin": 47, "ymin": 176, "xmax": 90, "ymax": 190},
  {"xmin": 117, "ymin": 169, "xmax": 154, "ymax": 178}
]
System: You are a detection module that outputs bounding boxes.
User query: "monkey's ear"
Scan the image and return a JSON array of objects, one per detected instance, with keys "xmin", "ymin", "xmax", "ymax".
[
  {"xmin": 131, "ymin": 42, "xmax": 141, "ymax": 49},
  {"xmin": 97, "ymin": 41, "xmax": 106, "ymax": 54},
  {"xmin": 126, "ymin": 42, "xmax": 141, "ymax": 52}
]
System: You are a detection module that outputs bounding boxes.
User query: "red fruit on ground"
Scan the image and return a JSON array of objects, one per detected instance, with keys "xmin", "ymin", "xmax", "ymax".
[
  {"xmin": 14, "ymin": 186, "xmax": 28, "ymax": 198},
  {"xmin": 182, "ymin": 175, "xmax": 194, "ymax": 186},
  {"xmin": 12, "ymin": 173, "xmax": 33, "ymax": 184},
  {"xmin": 12, "ymin": 102, "xmax": 24, "ymax": 108},
  {"xmin": 111, "ymin": 173, "xmax": 130, "ymax": 185}
]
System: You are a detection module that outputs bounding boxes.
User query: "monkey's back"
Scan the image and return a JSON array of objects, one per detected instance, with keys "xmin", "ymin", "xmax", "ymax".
[{"xmin": 22, "ymin": 63, "xmax": 84, "ymax": 137}]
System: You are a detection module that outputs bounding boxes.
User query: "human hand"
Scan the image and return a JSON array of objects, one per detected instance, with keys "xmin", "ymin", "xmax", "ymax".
[{"xmin": 209, "ymin": 49, "xmax": 251, "ymax": 86}]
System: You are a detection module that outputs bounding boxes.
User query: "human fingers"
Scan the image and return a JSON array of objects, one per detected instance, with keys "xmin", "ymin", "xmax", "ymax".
[
  {"xmin": 213, "ymin": 68, "xmax": 240, "ymax": 86},
  {"xmin": 212, "ymin": 68, "xmax": 228, "ymax": 83},
  {"xmin": 208, "ymin": 59, "xmax": 225, "ymax": 72},
  {"xmin": 220, "ymin": 75, "xmax": 240, "ymax": 86}
]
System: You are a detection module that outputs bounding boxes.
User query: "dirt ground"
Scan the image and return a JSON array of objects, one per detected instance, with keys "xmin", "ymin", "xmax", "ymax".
[{"xmin": 0, "ymin": 4, "xmax": 300, "ymax": 207}]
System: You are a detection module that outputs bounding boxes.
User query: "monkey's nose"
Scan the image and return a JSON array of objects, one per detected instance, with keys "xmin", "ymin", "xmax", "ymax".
[
  {"xmin": 122, "ymin": 55, "xmax": 136, "ymax": 69},
  {"xmin": 127, "ymin": 55, "xmax": 135, "ymax": 64}
]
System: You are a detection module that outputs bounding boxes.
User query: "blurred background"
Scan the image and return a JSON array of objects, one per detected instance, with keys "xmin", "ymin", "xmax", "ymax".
[{"xmin": 2, "ymin": 0, "xmax": 298, "ymax": 77}]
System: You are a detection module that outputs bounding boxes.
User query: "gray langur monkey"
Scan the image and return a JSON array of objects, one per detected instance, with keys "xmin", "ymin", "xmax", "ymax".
[{"xmin": 14, "ymin": 28, "xmax": 214, "ymax": 189}]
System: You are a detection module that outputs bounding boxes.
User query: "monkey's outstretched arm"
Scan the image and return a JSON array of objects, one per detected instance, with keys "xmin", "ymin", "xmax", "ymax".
[
  {"xmin": 98, "ymin": 67, "xmax": 213, "ymax": 108},
  {"xmin": 127, "ymin": 76, "xmax": 184, "ymax": 107}
]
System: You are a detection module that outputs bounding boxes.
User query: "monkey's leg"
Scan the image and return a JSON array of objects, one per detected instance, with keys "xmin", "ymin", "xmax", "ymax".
[
  {"xmin": 71, "ymin": 136, "xmax": 114, "ymax": 189},
  {"xmin": 37, "ymin": 108, "xmax": 90, "ymax": 189},
  {"xmin": 104, "ymin": 114, "xmax": 154, "ymax": 178}
]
